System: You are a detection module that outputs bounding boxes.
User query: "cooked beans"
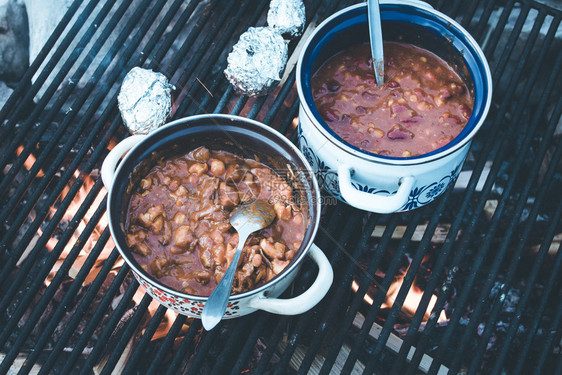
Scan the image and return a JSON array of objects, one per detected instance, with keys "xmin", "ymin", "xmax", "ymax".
[
  {"xmin": 125, "ymin": 147, "xmax": 305, "ymax": 296},
  {"xmin": 311, "ymin": 42, "xmax": 474, "ymax": 157}
]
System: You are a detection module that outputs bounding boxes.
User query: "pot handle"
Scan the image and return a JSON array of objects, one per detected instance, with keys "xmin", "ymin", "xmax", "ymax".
[
  {"xmin": 247, "ymin": 243, "xmax": 333, "ymax": 315},
  {"xmin": 338, "ymin": 164, "xmax": 416, "ymax": 213},
  {"xmin": 101, "ymin": 134, "xmax": 146, "ymax": 191}
]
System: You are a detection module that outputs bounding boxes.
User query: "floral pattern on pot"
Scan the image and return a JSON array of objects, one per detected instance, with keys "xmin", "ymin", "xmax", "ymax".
[
  {"xmin": 133, "ymin": 272, "xmax": 241, "ymax": 318},
  {"xmin": 400, "ymin": 164, "xmax": 462, "ymax": 210},
  {"xmin": 298, "ymin": 125, "xmax": 462, "ymax": 211},
  {"xmin": 298, "ymin": 127, "xmax": 341, "ymax": 198}
]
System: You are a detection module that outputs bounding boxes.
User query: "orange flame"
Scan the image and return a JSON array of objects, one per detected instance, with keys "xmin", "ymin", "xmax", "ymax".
[
  {"xmin": 292, "ymin": 116, "xmax": 299, "ymax": 129},
  {"xmin": 15, "ymin": 145, "xmax": 45, "ymax": 177},
  {"xmin": 43, "ymin": 171, "xmax": 114, "ymax": 285},
  {"xmin": 16, "ymin": 134, "xmax": 188, "ymax": 340},
  {"xmin": 352, "ymin": 258, "xmax": 447, "ymax": 323}
]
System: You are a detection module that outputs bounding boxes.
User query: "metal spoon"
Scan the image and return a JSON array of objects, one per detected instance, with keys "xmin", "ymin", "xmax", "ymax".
[
  {"xmin": 201, "ymin": 200, "xmax": 276, "ymax": 330},
  {"xmin": 367, "ymin": 0, "xmax": 385, "ymax": 86}
]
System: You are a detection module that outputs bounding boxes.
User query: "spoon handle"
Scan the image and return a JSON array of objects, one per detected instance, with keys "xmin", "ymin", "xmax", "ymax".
[
  {"xmin": 367, "ymin": 0, "xmax": 384, "ymax": 86},
  {"xmin": 201, "ymin": 231, "xmax": 249, "ymax": 330}
]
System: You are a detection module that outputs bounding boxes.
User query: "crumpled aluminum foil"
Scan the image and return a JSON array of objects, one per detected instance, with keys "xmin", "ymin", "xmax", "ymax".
[
  {"xmin": 224, "ymin": 27, "xmax": 288, "ymax": 96},
  {"xmin": 117, "ymin": 67, "xmax": 174, "ymax": 134},
  {"xmin": 267, "ymin": 0, "xmax": 306, "ymax": 38}
]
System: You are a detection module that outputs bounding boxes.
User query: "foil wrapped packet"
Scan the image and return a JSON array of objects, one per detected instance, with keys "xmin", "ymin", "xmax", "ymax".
[
  {"xmin": 267, "ymin": 0, "xmax": 306, "ymax": 38},
  {"xmin": 224, "ymin": 27, "xmax": 288, "ymax": 96},
  {"xmin": 118, "ymin": 67, "xmax": 174, "ymax": 134}
]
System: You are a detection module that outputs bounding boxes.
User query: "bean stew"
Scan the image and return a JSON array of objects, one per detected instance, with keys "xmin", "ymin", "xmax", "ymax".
[
  {"xmin": 125, "ymin": 146, "xmax": 305, "ymax": 296},
  {"xmin": 311, "ymin": 42, "xmax": 474, "ymax": 157}
]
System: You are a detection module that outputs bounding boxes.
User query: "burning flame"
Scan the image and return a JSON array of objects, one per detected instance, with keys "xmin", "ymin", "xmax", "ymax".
[
  {"xmin": 292, "ymin": 116, "xmax": 299, "ymax": 129},
  {"xmin": 14, "ymin": 138, "xmax": 188, "ymax": 347},
  {"xmin": 41, "ymin": 169, "xmax": 184, "ymax": 340},
  {"xmin": 16, "ymin": 145, "xmax": 44, "ymax": 177},
  {"xmin": 352, "ymin": 257, "xmax": 447, "ymax": 324},
  {"xmin": 43, "ymin": 171, "xmax": 115, "ymax": 285},
  {"xmin": 381, "ymin": 277, "xmax": 447, "ymax": 323}
]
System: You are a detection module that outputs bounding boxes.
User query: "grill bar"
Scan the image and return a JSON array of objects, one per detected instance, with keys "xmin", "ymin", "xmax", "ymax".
[
  {"xmin": 385, "ymin": 193, "xmax": 454, "ymax": 374},
  {"xmin": 0, "ymin": 0, "xmax": 129, "ymax": 182},
  {"xmin": 401, "ymin": 7, "xmax": 562, "ymax": 373},
  {"xmin": 532, "ymin": 272, "xmax": 562, "ymax": 374},
  {"xmin": 299, "ymin": 215, "xmax": 379, "ymax": 373},
  {"xmin": 171, "ymin": 1, "xmax": 255, "ymax": 119},
  {"xmin": 492, "ymin": 5, "xmax": 531, "ymax": 81},
  {"xmin": 42, "ymin": 2, "xmax": 228, "ymax": 374},
  {"xmin": 162, "ymin": 320, "xmax": 202, "ymax": 375},
  {"xmin": 497, "ymin": 201, "xmax": 562, "ymax": 373},
  {"xmin": 1, "ymin": 19, "xmax": 131, "ymax": 271},
  {"xmin": 1, "ymin": 0, "xmax": 561, "ymax": 373},
  {"xmin": 99, "ymin": 294, "xmax": 152, "ymax": 375},
  {"xmin": 470, "ymin": 0, "xmax": 498, "ymax": 42},
  {"xmin": 179, "ymin": 325, "xmax": 220, "ymax": 374},
  {"xmin": 288, "ymin": 213, "xmax": 367, "ymax": 373},
  {"xmin": 0, "ymin": 0, "xmax": 199, "ymax": 295},
  {"xmin": 258, "ymin": 204, "xmax": 356, "ymax": 374},
  {"xmin": 0, "ymin": 179, "xmax": 105, "ymax": 348},
  {"xmin": 121, "ymin": 305, "xmax": 167, "ymax": 375},
  {"xmin": 367, "ymin": 209, "xmax": 446, "ymax": 364},
  {"xmin": 209, "ymin": 319, "xmax": 252, "ymax": 375},
  {"xmin": 350, "ymin": 211, "xmax": 431, "ymax": 374},
  {"xmin": 481, "ymin": 89, "xmax": 561, "ymax": 372},
  {"xmin": 392, "ymin": 198, "xmax": 457, "ymax": 374},
  {"xmin": 459, "ymin": 0, "xmax": 484, "ymax": 27},
  {"xmin": 429, "ymin": 47, "xmax": 562, "ymax": 374},
  {"xmin": 0, "ymin": 0, "xmax": 94, "ymax": 131},
  {"xmin": 230, "ymin": 315, "xmax": 270, "ymax": 374},
  {"xmin": 447, "ymin": 18, "xmax": 562, "ymax": 373},
  {"xmin": 469, "ymin": 112, "xmax": 562, "ymax": 373},
  {"xmin": 38, "ymin": 247, "xmax": 123, "ymax": 374},
  {"xmin": 399, "ymin": 2, "xmax": 535, "ymax": 365},
  {"xmin": 252, "ymin": 316, "xmax": 290, "ymax": 374},
  {"xmin": 73, "ymin": 276, "xmax": 139, "ymax": 374},
  {"xmin": 339, "ymin": 214, "xmax": 403, "ymax": 373},
  {"xmin": 5, "ymin": 203, "xmax": 110, "ymax": 375},
  {"xmin": 0, "ymin": 0, "xmax": 169, "ymax": 229},
  {"xmin": 145, "ymin": 313, "xmax": 187, "ymax": 374},
  {"xmin": 0, "ymin": 0, "xmax": 173, "ymax": 299}
]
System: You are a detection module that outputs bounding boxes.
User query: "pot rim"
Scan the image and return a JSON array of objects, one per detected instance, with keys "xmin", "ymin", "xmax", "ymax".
[
  {"xmin": 107, "ymin": 114, "xmax": 322, "ymax": 302},
  {"xmin": 296, "ymin": 2, "xmax": 493, "ymax": 166}
]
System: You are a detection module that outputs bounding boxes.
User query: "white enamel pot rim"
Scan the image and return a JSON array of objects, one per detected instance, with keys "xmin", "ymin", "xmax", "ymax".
[
  {"xmin": 101, "ymin": 114, "xmax": 331, "ymax": 313},
  {"xmin": 295, "ymin": 1, "xmax": 493, "ymax": 166}
]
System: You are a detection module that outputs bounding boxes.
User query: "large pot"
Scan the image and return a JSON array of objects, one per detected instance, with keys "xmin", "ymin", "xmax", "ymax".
[
  {"xmin": 296, "ymin": 1, "xmax": 493, "ymax": 213},
  {"xmin": 101, "ymin": 114, "xmax": 333, "ymax": 319}
]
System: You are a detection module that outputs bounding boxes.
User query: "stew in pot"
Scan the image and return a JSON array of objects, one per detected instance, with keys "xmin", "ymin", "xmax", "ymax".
[
  {"xmin": 311, "ymin": 42, "xmax": 474, "ymax": 157},
  {"xmin": 125, "ymin": 146, "xmax": 306, "ymax": 296}
]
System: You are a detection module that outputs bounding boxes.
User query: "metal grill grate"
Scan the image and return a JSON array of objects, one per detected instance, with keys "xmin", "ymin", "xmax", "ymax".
[{"xmin": 1, "ymin": 0, "xmax": 561, "ymax": 374}]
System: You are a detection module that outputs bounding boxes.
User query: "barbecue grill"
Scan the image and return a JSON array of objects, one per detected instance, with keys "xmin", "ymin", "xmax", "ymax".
[{"xmin": 1, "ymin": 0, "xmax": 561, "ymax": 374}]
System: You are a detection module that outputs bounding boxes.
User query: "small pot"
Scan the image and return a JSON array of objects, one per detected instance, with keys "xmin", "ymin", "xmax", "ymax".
[
  {"xmin": 296, "ymin": 1, "xmax": 493, "ymax": 213},
  {"xmin": 101, "ymin": 114, "xmax": 333, "ymax": 319}
]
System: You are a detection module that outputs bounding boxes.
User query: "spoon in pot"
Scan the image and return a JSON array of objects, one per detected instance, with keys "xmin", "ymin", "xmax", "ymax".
[
  {"xmin": 201, "ymin": 200, "xmax": 276, "ymax": 330},
  {"xmin": 367, "ymin": 0, "xmax": 385, "ymax": 86}
]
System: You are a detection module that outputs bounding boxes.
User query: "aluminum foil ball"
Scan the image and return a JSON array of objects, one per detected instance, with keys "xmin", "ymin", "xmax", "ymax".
[
  {"xmin": 117, "ymin": 67, "xmax": 174, "ymax": 134},
  {"xmin": 224, "ymin": 27, "xmax": 288, "ymax": 96},
  {"xmin": 267, "ymin": 0, "xmax": 306, "ymax": 38}
]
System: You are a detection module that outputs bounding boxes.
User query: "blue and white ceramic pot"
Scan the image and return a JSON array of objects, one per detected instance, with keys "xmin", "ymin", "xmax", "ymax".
[{"xmin": 296, "ymin": 1, "xmax": 492, "ymax": 213}]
